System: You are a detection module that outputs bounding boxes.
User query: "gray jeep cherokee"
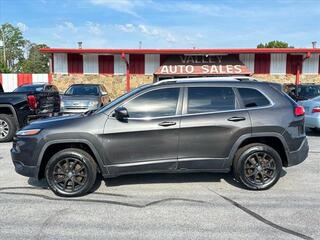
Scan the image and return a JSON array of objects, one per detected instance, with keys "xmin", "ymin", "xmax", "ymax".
[{"xmin": 11, "ymin": 78, "xmax": 309, "ymax": 197}]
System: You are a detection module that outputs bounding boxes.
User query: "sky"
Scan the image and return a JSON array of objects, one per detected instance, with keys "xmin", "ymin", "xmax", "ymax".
[{"xmin": 1, "ymin": 0, "xmax": 320, "ymax": 49}]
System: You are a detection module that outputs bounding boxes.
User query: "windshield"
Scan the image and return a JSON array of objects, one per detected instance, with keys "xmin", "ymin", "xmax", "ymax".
[
  {"xmin": 14, "ymin": 85, "xmax": 43, "ymax": 92},
  {"xmin": 96, "ymin": 85, "xmax": 150, "ymax": 114},
  {"xmin": 297, "ymin": 85, "xmax": 320, "ymax": 99},
  {"xmin": 65, "ymin": 85, "xmax": 99, "ymax": 95}
]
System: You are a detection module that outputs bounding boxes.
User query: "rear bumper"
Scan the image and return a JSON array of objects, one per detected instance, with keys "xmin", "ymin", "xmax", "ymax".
[
  {"xmin": 286, "ymin": 138, "xmax": 309, "ymax": 167},
  {"xmin": 305, "ymin": 115, "xmax": 320, "ymax": 129}
]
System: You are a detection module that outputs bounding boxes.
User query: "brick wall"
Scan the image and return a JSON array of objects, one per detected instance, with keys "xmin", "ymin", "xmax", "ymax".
[
  {"xmin": 252, "ymin": 74, "xmax": 320, "ymax": 84},
  {"xmin": 52, "ymin": 74, "xmax": 320, "ymax": 99},
  {"xmin": 52, "ymin": 74, "xmax": 154, "ymax": 99}
]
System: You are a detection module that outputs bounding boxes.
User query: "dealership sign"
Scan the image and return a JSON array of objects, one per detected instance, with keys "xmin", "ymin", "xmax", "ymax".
[{"xmin": 155, "ymin": 54, "xmax": 251, "ymax": 75}]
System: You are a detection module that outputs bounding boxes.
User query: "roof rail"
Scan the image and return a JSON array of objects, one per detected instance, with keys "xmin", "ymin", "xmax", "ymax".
[{"xmin": 154, "ymin": 76, "xmax": 258, "ymax": 85}]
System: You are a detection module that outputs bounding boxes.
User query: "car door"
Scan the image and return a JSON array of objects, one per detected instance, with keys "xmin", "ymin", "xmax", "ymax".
[
  {"xmin": 178, "ymin": 85, "xmax": 251, "ymax": 170},
  {"xmin": 103, "ymin": 86, "xmax": 183, "ymax": 175}
]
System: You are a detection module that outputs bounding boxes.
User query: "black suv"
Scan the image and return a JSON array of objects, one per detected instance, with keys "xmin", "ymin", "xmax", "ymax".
[{"xmin": 11, "ymin": 78, "xmax": 309, "ymax": 197}]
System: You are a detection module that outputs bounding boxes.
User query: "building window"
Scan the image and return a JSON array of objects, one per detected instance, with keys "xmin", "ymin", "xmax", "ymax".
[
  {"xmin": 67, "ymin": 54, "xmax": 83, "ymax": 74},
  {"xmin": 99, "ymin": 55, "xmax": 114, "ymax": 74},
  {"xmin": 286, "ymin": 54, "xmax": 303, "ymax": 74},
  {"xmin": 129, "ymin": 54, "xmax": 145, "ymax": 74},
  {"xmin": 254, "ymin": 54, "xmax": 271, "ymax": 74}
]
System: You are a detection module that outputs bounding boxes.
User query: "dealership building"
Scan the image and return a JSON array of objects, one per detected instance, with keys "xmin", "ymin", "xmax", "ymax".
[{"xmin": 38, "ymin": 47, "xmax": 320, "ymax": 98}]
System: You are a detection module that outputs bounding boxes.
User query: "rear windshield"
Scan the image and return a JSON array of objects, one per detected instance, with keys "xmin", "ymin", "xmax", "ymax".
[
  {"xmin": 14, "ymin": 85, "xmax": 44, "ymax": 92},
  {"xmin": 65, "ymin": 85, "xmax": 100, "ymax": 95},
  {"xmin": 297, "ymin": 85, "xmax": 320, "ymax": 99}
]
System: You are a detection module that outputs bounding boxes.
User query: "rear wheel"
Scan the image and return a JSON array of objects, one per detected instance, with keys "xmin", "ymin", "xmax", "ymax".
[
  {"xmin": 233, "ymin": 143, "xmax": 282, "ymax": 190},
  {"xmin": 45, "ymin": 148, "xmax": 97, "ymax": 197},
  {"xmin": 309, "ymin": 127, "xmax": 320, "ymax": 133},
  {"xmin": 0, "ymin": 114, "xmax": 16, "ymax": 142}
]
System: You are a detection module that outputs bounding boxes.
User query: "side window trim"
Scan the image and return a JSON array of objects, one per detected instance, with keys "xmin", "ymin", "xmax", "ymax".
[{"xmin": 115, "ymin": 86, "xmax": 183, "ymax": 120}]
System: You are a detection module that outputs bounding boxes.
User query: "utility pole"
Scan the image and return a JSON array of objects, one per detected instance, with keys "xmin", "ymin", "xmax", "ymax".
[{"xmin": 0, "ymin": 28, "xmax": 6, "ymax": 68}]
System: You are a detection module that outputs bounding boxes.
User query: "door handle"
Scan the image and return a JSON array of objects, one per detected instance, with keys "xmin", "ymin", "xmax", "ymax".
[
  {"xmin": 158, "ymin": 121, "xmax": 177, "ymax": 127},
  {"xmin": 227, "ymin": 116, "xmax": 246, "ymax": 122}
]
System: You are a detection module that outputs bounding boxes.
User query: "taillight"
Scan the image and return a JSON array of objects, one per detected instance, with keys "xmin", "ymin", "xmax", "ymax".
[
  {"xmin": 312, "ymin": 107, "xmax": 320, "ymax": 113},
  {"xmin": 294, "ymin": 105, "xmax": 305, "ymax": 117},
  {"xmin": 27, "ymin": 95, "xmax": 38, "ymax": 109}
]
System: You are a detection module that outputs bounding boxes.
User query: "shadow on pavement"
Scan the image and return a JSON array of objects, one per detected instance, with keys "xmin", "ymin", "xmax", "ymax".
[
  {"xmin": 306, "ymin": 130, "xmax": 320, "ymax": 137},
  {"xmin": 27, "ymin": 169, "xmax": 288, "ymax": 191}
]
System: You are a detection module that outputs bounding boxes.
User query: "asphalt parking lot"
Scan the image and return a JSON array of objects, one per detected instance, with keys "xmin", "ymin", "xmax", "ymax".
[{"xmin": 0, "ymin": 133, "xmax": 319, "ymax": 240}]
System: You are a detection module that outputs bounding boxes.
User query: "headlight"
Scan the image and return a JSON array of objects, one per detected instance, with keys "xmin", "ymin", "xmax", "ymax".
[
  {"xmin": 88, "ymin": 101, "xmax": 99, "ymax": 107},
  {"xmin": 60, "ymin": 101, "xmax": 65, "ymax": 109},
  {"xmin": 16, "ymin": 129, "xmax": 42, "ymax": 136}
]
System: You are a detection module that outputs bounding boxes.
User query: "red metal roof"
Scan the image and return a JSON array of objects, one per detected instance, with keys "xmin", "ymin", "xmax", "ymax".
[{"xmin": 40, "ymin": 48, "xmax": 320, "ymax": 54}]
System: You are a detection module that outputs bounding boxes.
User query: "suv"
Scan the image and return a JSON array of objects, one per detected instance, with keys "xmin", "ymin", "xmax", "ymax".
[{"xmin": 11, "ymin": 78, "xmax": 309, "ymax": 197}]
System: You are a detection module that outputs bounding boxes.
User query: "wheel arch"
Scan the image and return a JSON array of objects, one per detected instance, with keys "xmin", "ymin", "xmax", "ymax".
[
  {"xmin": 0, "ymin": 104, "xmax": 20, "ymax": 128},
  {"xmin": 227, "ymin": 133, "xmax": 290, "ymax": 168},
  {"xmin": 37, "ymin": 139, "xmax": 106, "ymax": 179}
]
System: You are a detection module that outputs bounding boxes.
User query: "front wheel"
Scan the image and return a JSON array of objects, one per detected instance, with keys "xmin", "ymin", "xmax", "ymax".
[
  {"xmin": 233, "ymin": 143, "xmax": 282, "ymax": 190},
  {"xmin": 45, "ymin": 148, "xmax": 97, "ymax": 197}
]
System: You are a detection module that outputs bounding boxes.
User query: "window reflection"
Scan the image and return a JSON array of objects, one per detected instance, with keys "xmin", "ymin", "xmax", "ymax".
[{"xmin": 124, "ymin": 88, "xmax": 179, "ymax": 118}]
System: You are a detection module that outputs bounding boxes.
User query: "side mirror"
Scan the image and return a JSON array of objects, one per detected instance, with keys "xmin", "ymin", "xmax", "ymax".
[
  {"xmin": 102, "ymin": 91, "xmax": 108, "ymax": 96},
  {"xmin": 114, "ymin": 107, "xmax": 129, "ymax": 121}
]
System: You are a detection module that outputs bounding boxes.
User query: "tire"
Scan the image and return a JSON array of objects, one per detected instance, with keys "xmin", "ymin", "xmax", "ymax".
[
  {"xmin": 309, "ymin": 127, "xmax": 320, "ymax": 133},
  {"xmin": 0, "ymin": 114, "xmax": 17, "ymax": 142},
  {"xmin": 233, "ymin": 143, "xmax": 282, "ymax": 190},
  {"xmin": 45, "ymin": 148, "xmax": 97, "ymax": 197}
]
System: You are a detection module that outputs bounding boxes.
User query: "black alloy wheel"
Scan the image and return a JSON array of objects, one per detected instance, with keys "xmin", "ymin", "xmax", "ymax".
[
  {"xmin": 45, "ymin": 148, "xmax": 97, "ymax": 197},
  {"xmin": 233, "ymin": 143, "xmax": 282, "ymax": 190},
  {"xmin": 243, "ymin": 152, "xmax": 277, "ymax": 186}
]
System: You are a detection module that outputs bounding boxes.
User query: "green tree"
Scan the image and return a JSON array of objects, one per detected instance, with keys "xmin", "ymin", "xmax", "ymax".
[
  {"xmin": 257, "ymin": 40, "xmax": 294, "ymax": 48},
  {"xmin": 0, "ymin": 61, "xmax": 10, "ymax": 73},
  {"xmin": 0, "ymin": 23, "xmax": 27, "ymax": 72},
  {"xmin": 21, "ymin": 43, "xmax": 50, "ymax": 73}
]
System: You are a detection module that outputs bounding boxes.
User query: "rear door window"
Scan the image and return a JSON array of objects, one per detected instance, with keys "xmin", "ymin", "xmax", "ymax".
[
  {"xmin": 238, "ymin": 88, "xmax": 270, "ymax": 108},
  {"xmin": 187, "ymin": 87, "xmax": 236, "ymax": 114}
]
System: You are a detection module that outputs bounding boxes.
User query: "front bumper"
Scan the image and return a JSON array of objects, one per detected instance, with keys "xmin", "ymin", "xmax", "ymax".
[
  {"xmin": 286, "ymin": 138, "xmax": 309, "ymax": 167},
  {"xmin": 12, "ymin": 159, "xmax": 38, "ymax": 178},
  {"xmin": 11, "ymin": 135, "xmax": 43, "ymax": 178}
]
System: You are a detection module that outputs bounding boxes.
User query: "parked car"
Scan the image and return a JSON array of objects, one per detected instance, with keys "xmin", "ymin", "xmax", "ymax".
[
  {"xmin": 14, "ymin": 83, "xmax": 59, "ymax": 93},
  {"xmin": 60, "ymin": 84, "xmax": 110, "ymax": 114},
  {"xmin": 11, "ymin": 78, "xmax": 308, "ymax": 197},
  {"xmin": 299, "ymin": 95, "xmax": 320, "ymax": 132},
  {"xmin": 285, "ymin": 84, "xmax": 320, "ymax": 102},
  {"xmin": 0, "ymin": 83, "xmax": 60, "ymax": 142}
]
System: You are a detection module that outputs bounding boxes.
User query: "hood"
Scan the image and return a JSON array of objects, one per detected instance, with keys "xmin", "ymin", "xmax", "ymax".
[
  {"xmin": 25, "ymin": 114, "xmax": 83, "ymax": 129},
  {"xmin": 61, "ymin": 95, "xmax": 100, "ymax": 101}
]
